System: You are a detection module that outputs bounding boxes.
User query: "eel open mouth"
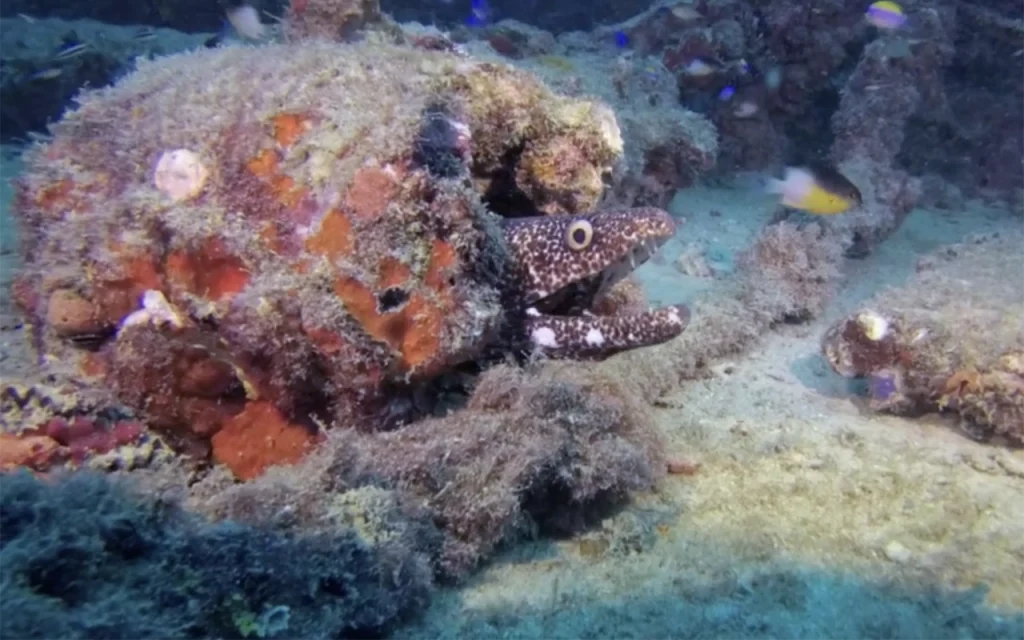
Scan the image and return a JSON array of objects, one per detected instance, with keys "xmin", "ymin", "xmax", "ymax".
[{"xmin": 499, "ymin": 207, "xmax": 691, "ymax": 359}]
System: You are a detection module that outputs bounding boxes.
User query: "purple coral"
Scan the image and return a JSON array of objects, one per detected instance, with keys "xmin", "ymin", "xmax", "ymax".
[{"xmin": 868, "ymin": 369, "xmax": 899, "ymax": 402}]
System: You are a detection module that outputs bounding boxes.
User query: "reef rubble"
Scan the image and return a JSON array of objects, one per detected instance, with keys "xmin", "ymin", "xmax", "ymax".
[{"xmin": 822, "ymin": 231, "xmax": 1024, "ymax": 446}]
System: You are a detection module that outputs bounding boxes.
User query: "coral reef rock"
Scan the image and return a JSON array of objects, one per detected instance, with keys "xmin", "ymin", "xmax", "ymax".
[
  {"xmin": 829, "ymin": 8, "xmax": 955, "ymax": 256},
  {"xmin": 0, "ymin": 471, "xmax": 432, "ymax": 639},
  {"xmin": 737, "ymin": 222, "xmax": 844, "ymax": 323},
  {"xmin": 191, "ymin": 360, "xmax": 667, "ymax": 581},
  {"xmin": 0, "ymin": 373, "xmax": 171, "ymax": 474},
  {"xmin": 451, "ymin": 15, "xmax": 718, "ymax": 211},
  {"xmin": 822, "ymin": 232, "xmax": 1024, "ymax": 445},
  {"xmin": 611, "ymin": 219, "xmax": 846, "ymax": 394},
  {"xmin": 11, "ymin": 40, "xmax": 688, "ymax": 477}
]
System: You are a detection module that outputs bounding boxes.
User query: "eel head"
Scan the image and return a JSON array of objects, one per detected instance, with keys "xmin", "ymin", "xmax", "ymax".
[{"xmin": 498, "ymin": 207, "xmax": 690, "ymax": 359}]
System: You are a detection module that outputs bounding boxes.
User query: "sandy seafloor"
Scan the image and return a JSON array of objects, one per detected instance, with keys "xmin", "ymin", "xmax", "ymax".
[{"xmin": 1, "ymin": 143, "xmax": 1022, "ymax": 637}]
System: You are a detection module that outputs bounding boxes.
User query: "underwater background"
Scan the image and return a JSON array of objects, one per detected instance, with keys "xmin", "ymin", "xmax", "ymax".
[{"xmin": 0, "ymin": 0, "xmax": 1022, "ymax": 638}]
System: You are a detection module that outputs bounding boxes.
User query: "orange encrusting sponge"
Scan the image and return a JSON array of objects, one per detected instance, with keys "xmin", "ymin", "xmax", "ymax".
[
  {"xmin": 165, "ymin": 238, "xmax": 250, "ymax": 302},
  {"xmin": 211, "ymin": 400, "xmax": 322, "ymax": 480},
  {"xmin": 328, "ymin": 238, "xmax": 458, "ymax": 375}
]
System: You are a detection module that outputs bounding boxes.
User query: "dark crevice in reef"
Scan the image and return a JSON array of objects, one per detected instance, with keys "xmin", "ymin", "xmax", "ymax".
[
  {"xmin": 288, "ymin": 361, "xmax": 335, "ymax": 431},
  {"xmin": 782, "ymin": 84, "xmax": 842, "ymax": 164},
  {"xmin": 376, "ymin": 287, "xmax": 410, "ymax": 314},
  {"xmin": 412, "ymin": 103, "xmax": 541, "ymax": 219},
  {"xmin": 781, "ymin": 37, "xmax": 868, "ymax": 165},
  {"xmin": 477, "ymin": 143, "xmax": 542, "ymax": 219},
  {"xmin": 522, "ymin": 478, "xmax": 625, "ymax": 537},
  {"xmin": 895, "ymin": 117, "xmax": 971, "ymax": 182}
]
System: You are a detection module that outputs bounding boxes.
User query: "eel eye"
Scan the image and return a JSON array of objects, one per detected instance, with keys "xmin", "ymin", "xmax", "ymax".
[{"xmin": 566, "ymin": 220, "xmax": 593, "ymax": 251}]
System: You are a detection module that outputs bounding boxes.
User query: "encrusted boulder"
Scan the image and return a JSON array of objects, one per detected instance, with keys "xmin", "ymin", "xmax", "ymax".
[
  {"xmin": 11, "ymin": 40, "xmax": 687, "ymax": 478},
  {"xmin": 822, "ymin": 233, "xmax": 1024, "ymax": 445}
]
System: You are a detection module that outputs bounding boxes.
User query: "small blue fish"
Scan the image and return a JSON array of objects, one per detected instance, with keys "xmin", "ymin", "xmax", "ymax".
[
  {"xmin": 718, "ymin": 85, "xmax": 735, "ymax": 101},
  {"xmin": 614, "ymin": 31, "xmax": 629, "ymax": 48}
]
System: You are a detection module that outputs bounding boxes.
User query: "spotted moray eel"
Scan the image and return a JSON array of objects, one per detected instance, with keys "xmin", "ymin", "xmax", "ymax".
[{"xmin": 498, "ymin": 207, "xmax": 690, "ymax": 359}]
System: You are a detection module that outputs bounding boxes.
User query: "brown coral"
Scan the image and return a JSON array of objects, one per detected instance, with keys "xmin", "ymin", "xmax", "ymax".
[
  {"xmin": 516, "ymin": 135, "xmax": 607, "ymax": 214},
  {"xmin": 490, "ymin": 34, "xmax": 718, "ymax": 210}
]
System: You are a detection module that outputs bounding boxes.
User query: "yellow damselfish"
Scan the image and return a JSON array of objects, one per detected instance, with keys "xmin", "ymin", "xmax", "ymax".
[{"xmin": 767, "ymin": 164, "xmax": 862, "ymax": 215}]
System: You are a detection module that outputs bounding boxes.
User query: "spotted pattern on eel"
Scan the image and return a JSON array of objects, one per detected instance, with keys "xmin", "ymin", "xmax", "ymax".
[{"xmin": 498, "ymin": 207, "xmax": 690, "ymax": 359}]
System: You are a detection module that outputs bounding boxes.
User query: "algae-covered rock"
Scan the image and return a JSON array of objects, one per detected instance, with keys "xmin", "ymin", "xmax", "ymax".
[
  {"xmin": 468, "ymin": 38, "xmax": 719, "ymax": 210},
  {"xmin": 10, "ymin": 39, "xmax": 641, "ymax": 476},
  {"xmin": 822, "ymin": 232, "xmax": 1024, "ymax": 445},
  {"xmin": 0, "ymin": 472, "xmax": 431, "ymax": 639},
  {"xmin": 190, "ymin": 359, "xmax": 666, "ymax": 581}
]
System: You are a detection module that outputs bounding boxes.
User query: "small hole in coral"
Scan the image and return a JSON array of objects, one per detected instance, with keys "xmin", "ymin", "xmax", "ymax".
[
  {"xmin": 319, "ymin": 575, "xmax": 348, "ymax": 598},
  {"xmin": 377, "ymin": 288, "xmax": 409, "ymax": 313},
  {"xmin": 480, "ymin": 143, "xmax": 542, "ymax": 218}
]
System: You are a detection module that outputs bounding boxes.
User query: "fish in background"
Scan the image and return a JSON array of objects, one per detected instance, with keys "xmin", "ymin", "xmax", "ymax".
[
  {"xmin": 680, "ymin": 58, "xmax": 717, "ymax": 77},
  {"xmin": 53, "ymin": 40, "xmax": 90, "ymax": 62},
  {"xmin": 225, "ymin": 2, "xmax": 266, "ymax": 40},
  {"xmin": 733, "ymin": 165, "xmax": 862, "ymax": 215},
  {"xmin": 766, "ymin": 164, "xmax": 863, "ymax": 215},
  {"xmin": 865, "ymin": 1, "xmax": 907, "ymax": 31},
  {"xmin": 26, "ymin": 68, "xmax": 63, "ymax": 82},
  {"xmin": 732, "ymin": 100, "xmax": 759, "ymax": 118},
  {"xmin": 466, "ymin": 0, "xmax": 494, "ymax": 27},
  {"xmin": 133, "ymin": 26, "xmax": 158, "ymax": 43},
  {"xmin": 205, "ymin": 3, "xmax": 266, "ymax": 47},
  {"xmin": 716, "ymin": 84, "xmax": 761, "ymax": 118},
  {"xmin": 668, "ymin": 4, "xmax": 702, "ymax": 23}
]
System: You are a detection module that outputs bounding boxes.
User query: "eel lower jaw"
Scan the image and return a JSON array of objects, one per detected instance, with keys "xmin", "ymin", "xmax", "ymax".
[
  {"xmin": 524, "ymin": 240, "xmax": 690, "ymax": 360},
  {"xmin": 524, "ymin": 303, "xmax": 690, "ymax": 360}
]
